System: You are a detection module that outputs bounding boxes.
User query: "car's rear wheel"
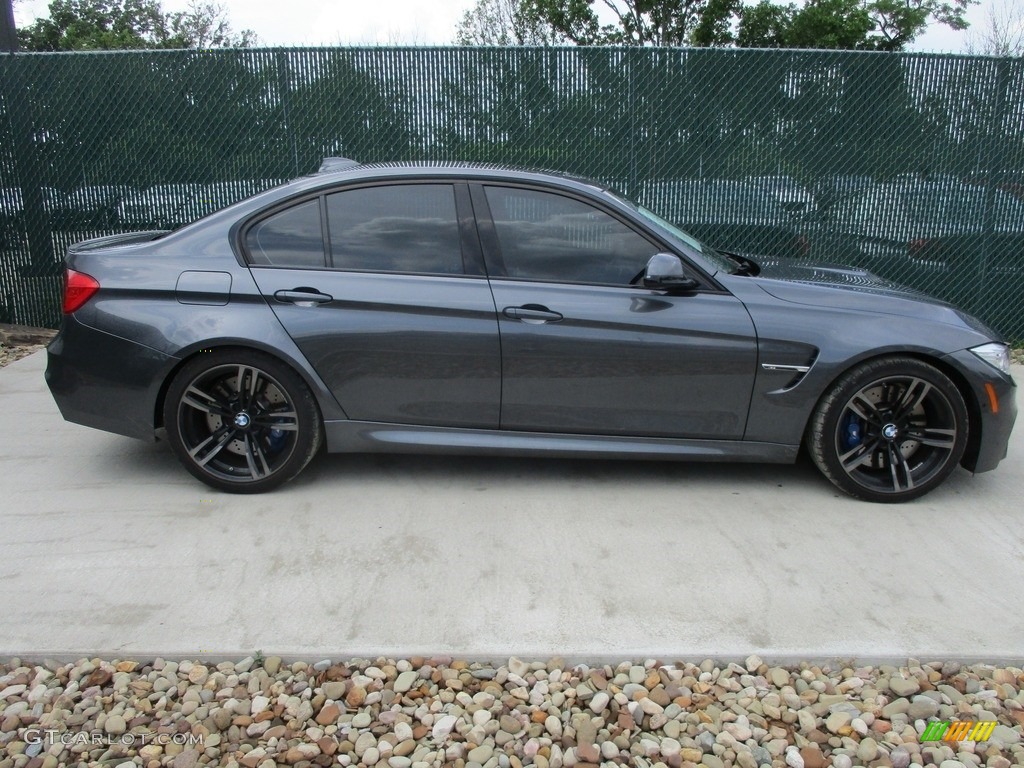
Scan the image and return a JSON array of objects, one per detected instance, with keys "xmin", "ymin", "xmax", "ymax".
[
  {"xmin": 808, "ymin": 357, "xmax": 968, "ymax": 503},
  {"xmin": 164, "ymin": 350, "xmax": 322, "ymax": 493}
]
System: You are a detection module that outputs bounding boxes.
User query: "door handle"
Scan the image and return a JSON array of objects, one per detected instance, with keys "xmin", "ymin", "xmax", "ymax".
[
  {"xmin": 274, "ymin": 288, "xmax": 333, "ymax": 305},
  {"xmin": 502, "ymin": 304, "xmax": 563, "ymax": 324}
]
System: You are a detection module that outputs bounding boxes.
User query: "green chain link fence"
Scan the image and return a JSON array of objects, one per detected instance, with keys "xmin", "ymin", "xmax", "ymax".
[{"xmin": 2, "ymin": 47, "xmax": 1023, "ymax": 334}]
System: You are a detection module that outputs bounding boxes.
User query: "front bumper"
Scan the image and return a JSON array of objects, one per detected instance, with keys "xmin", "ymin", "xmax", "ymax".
[
  {"xmin": 943, "ymin": 349, "xmax": 1017, "ymax": 474},
  {"xmin": 45, "ymin": 315, "xmax": 177, "ymax": 441}
]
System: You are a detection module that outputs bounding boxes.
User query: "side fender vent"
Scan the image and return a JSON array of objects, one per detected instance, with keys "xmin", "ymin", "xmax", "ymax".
[{"xmin": 760, "ymin": 348, "xmax": 819, "ymax": 391}]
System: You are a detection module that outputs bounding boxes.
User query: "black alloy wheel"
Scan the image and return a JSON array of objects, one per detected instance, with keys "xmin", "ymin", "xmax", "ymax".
[
  {"xmin": 808, "ymin": 357, "xmax": 968, "ymax": 502},
  {"xmin": 164, "ymin": 350, "xmax": 322, "ymax": 493}
]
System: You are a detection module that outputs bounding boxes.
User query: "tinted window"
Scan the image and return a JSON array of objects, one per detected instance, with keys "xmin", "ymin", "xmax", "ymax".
[
  {"xmin": 484, "ymin": 186, "xmax": 658, "ymax": 284},
  {"xmin": 326, "ymin": 184, "xmax": 462, "ymax": 274},
  {"xmin": 246, "ymin": 199, "xmax": 325, "ymax": 267}
]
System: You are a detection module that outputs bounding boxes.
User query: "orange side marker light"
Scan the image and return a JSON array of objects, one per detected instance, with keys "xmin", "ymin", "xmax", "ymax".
[{"xmin": 984, "ymin": 382, "xmax": 999, "ymax": 414}]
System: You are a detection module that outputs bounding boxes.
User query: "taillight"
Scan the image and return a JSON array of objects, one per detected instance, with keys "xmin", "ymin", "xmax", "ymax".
[{"xmin": 63, "ymin": 269, "xmax": 100, "ymax": 314}]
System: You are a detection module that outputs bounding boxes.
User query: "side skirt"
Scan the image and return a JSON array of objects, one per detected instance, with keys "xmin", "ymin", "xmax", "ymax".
[{"xmin": 323, "ymin": 420, "xmax": 799, "ymax": 464}]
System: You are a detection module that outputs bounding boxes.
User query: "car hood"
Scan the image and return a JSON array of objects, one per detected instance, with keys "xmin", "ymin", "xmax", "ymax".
[
  {"xmin": 752, "ymin": 257, "xmax": 928, "ymax": 296},
  {"xmin": 744, "ymin": 257, "xmax": 998, "ymax": 336}
]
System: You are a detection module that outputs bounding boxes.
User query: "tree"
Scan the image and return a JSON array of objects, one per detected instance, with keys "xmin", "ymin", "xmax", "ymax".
[
  {"xmin": 17, "ymin": 0, "xmax": 255, "ymax": 51},
  {"xmin": 739, "ymin": 0, "xmax": 976, "ymax": 50},
  {"xmin": 738, "ymin": 0, "xmax": 873, "ymax": 48},
  {"xmin": 165, "ymin": 2, "xmax": 257, "ymax": 48},
  {"xmin": 522, "ymin": 0, "xmax": 739, "ymax": 45},
  {"xmin": 868, "ymin": 0, "xmax": 975, "ymax": 50},
  {"xmin": 965, "ymin": 0, "xmax": 1023, "ymax": 56},
  {"xmin": 19, "ymin": 0, "xmax": 166, "ymax": 50},
  {"xmin": 455, "ymin": 0, "xmax": 564, "ymax": 44},
  {"xmin": 465, "ymin": 0, "xmax": 976, "ymax": 49}
]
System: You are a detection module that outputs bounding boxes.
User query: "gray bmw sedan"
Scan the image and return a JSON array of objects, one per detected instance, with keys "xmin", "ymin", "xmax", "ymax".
[{"xmin": 46, "ymin": 161, "xmax": 1017, "ymax": 501}]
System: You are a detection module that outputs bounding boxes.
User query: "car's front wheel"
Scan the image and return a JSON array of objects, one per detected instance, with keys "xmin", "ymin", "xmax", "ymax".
[
  {"xmin": 808, "ymin": 357, "xmax": 968, "ymax": 503},
  {"xmin": 163, "ymin": 350, "xmax": 322, "ymax": 493}
]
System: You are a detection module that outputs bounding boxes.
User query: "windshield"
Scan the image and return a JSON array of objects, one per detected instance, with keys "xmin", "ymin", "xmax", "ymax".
[{"xmin": 607, "ymin": 192, "xmax": 736, "ymax": 274}]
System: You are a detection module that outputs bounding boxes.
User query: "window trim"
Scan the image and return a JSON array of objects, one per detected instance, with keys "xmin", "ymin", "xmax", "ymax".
[{"xmin": 469, "ymin": 181, "xmax": 722, "ymax": 292}]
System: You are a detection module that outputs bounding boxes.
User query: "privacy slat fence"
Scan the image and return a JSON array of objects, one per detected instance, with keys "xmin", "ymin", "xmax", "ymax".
[{"xmin": 1, "ymin": 47, "xmax": 1023, "ymax": 334}]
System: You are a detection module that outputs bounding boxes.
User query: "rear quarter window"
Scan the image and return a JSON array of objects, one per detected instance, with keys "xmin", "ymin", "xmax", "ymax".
[{"xmin": 246, "ymin": 199, "xmax": 325, "ymax": 268}]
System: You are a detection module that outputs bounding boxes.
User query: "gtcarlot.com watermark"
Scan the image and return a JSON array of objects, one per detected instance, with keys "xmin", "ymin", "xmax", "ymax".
[{"xmin": 24, "ymin": 728, "xmax": 202, "ymax": 747}]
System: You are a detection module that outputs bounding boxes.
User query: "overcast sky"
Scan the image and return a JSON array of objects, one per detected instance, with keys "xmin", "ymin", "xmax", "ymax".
[{"xmin": 11, "ymin": 0, "xmax": 1002, "ymax": 52}]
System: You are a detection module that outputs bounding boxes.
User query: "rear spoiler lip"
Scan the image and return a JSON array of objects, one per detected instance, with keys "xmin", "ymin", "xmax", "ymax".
[{"xmin": 67, "ymin": 230, "xmax": 170, "ymax": 254}]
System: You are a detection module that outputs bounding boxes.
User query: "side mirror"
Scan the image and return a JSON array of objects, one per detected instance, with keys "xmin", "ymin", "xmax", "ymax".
[{"xmin": 643, "ymin": 252, "xmax": 699, "ymax": 293}]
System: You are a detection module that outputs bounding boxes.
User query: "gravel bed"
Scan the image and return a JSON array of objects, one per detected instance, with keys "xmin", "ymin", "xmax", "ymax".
[
  {"xmin": 0, "ymin": 343, "xmax": 46, "ymax": 368},
  {"xmin": 0, "ymin": 325, "xmax": 56, "ymax": 368},
  {"xmin": 0, "ymin": 656, "xmax": 1022, "ymax": 768}
]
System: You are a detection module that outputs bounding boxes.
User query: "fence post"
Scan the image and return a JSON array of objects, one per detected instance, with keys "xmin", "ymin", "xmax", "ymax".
[
  {"xmin": 1, "ymin": 0, "xmax": 16, "ymax": 51},
  {"xmin": 3, "ymin": 7, "xmax": 59, "ymax": 286},
  {"xmin": 627, "ymin": 47, "xmax": 637, "ymax": 200},
  {"xmin": 974, "ymin": 57, "xmax": 1010, "ymax": 315},
  {"xmin": 978, "ymin": 60, "xmax": 1003, "ymax": 274},
  {"xmin": 276, "ymin": 50, "xmax": 300, "ymax": 178},
  {"xmin": 2, "ymin": 55, "xmax": 56, "ymax": 290}
]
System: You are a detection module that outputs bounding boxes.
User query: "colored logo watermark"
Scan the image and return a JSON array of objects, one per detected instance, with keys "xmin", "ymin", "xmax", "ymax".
[{"xmin": 920, "ymin": 720, "xmax": 997, "ymax": 742}]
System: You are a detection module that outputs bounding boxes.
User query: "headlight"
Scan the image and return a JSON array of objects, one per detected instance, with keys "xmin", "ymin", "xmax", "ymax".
[{"xmin": 969, "ymin": 342, "xmax": 1011, "ymax": 375}]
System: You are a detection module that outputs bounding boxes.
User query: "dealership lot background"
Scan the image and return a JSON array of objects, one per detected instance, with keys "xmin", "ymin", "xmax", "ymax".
[{"xmin": 2, "ymin": 48, "xmax": 1023, "ymax": 336}]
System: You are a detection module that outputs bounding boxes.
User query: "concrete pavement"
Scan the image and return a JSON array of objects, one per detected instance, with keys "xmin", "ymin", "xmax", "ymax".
[{"xmin": 1, "ymin": 350, "xmax": 1022, "ymax": 663}]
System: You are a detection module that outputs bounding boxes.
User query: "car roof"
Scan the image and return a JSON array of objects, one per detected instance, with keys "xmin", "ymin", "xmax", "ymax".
[{"xmin": 292, "ymin": 159, "xmax": 609, "ymax": 196}]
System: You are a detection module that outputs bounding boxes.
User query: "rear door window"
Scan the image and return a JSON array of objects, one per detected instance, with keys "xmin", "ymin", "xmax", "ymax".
[{"xmin": 325, "ymin": 184, "xmax": 463, "ymax": 274}]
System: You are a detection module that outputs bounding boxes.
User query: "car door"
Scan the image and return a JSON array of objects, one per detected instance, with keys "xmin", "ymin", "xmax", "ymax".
[
  {"xmin": 473, "ymin": 183, "xmax": 757, "ymax": 439},
  {"xmin": 245, "ymin": 181, "xmax": 501, "ymax": 429}
]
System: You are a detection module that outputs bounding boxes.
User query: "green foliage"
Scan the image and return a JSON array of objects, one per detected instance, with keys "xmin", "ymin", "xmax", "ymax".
[
  {"xmin": 789, "ymin": 0, "xmax": 874, "ymax": 47},
  {"xmin": 738, "ymin": 0, "xmax": 874, "ymax": 48},
  {"xmin": 735, "ymin": 1, "xmax": 792, "ymax": 46},
  {"xmin": 525, "ymin": 0, "xmax": 602, "ymax": 44},
  {"xmin": 738, "ymin": 0, "xmax": 977, "ymax": 49},
  {"xmin": 505, "ymin": 0, "xmax": 977, "ymax": 49},
  {"xmin": 17, "ymin": 0, "xmax": 255, "ymax": 51},
  {"xmin": 691, "ymin": 0, "xmax": 744, "ymax": 45},
  {"xmin": 18, "ymin": 0, "xmax": 167, "ymax": 50},
  {"xmin": 455, "ymin": 0, "xmax": 564, "ymax": 45},
  {"xmin": 523, "ymin": 0, "xmax": 740, "ymax": 45}
]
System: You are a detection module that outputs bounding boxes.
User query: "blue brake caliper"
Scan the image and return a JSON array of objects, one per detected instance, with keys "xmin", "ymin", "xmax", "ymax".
[
  {"xmin": 267, "ymin": 428, "xmax": 286, "ymax": 454},
  {"xmin": 841, "ymin": 412, "xmax": 863, "ymax": 451}
]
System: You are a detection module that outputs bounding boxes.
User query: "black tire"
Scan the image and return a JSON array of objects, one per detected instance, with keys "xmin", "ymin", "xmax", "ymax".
[
  {"xmin": 163, "ymin": 349, "xmax": 322, "ymax": 493},
  {"xmin": 807, "ymin": 357, "xmax": 968, "ymax": 503}
]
